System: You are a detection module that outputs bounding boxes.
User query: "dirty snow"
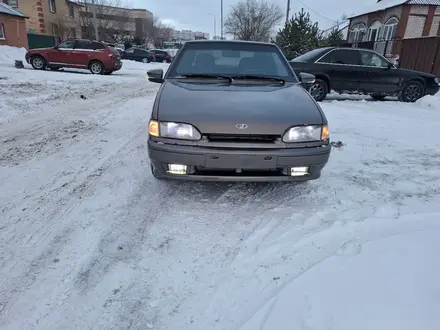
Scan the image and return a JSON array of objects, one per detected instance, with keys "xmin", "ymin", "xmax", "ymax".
[{"xmin": 1, "ymin": 45, "xmax": 440, "ymax": 330}]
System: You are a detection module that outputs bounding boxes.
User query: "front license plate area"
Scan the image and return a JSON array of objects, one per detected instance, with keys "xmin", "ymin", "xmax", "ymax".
[{"xmin": 205, "ymin": 154, "xmax": 277, "ymax": 169}]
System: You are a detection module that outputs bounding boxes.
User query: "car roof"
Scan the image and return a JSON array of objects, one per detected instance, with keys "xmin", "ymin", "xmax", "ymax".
[{"xmin": 184, "ymin": 40, "xmax": 275, "ymax": 46}]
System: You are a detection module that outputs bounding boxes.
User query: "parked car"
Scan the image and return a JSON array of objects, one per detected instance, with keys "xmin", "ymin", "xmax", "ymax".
[
  {"xmin": 149, "ymin": 49, "xmax": 174, "ymax": 63},
  {"xmin": 289, "ymin": 47, "xmax": 440, "ymax": 102},
  {"xmin": 121, "ymin": 47, "xmax": 155, "ymax": 63},
  {"xmin": 25, "ymin": 39, "xmax": 122, "ymax": 75},
  {"xmin": 146, "ymin": 40, "xmax": 330, "ymax": 182}
]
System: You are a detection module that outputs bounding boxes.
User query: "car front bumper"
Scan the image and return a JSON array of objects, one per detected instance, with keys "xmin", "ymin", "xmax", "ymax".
[
  {"xmin": 148, "ymin": 139, "xmax": 331, "ymax": 182},
  {"xmin": 426, "ymin": 84, "xmax": 439, "ymax": 96}
]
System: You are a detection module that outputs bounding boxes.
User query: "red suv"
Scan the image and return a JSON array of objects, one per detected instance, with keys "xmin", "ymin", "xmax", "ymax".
[{"xmin": 25, "ymin": 39, "xmax": 122, "ymax": 75}]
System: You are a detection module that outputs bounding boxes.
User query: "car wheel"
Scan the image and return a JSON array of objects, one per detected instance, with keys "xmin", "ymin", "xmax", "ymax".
[
  {"xmin": 89, "ymin": 61, "xmax": 104, "ymax": 75},
  {"xmin": 399, "ymin": 80, "xmax": 424, "ymax": 102},
  {"xmin": 309, "ymin": 79, "xmax": 328, "ymax": 102},
  {"xmin": 162, "ymin": 59, "xmax": 167, "ymax": 63},
  {"xmin": 142, "ymin": 57, "xmax": 149, "ymax": 63},
  {"xmin": 31, "ymin": 56, "xmax": 46, "ymax": 70},
  {"xmin": 370, "ymin": 93, "xmax": 387, "ymax": 101}
]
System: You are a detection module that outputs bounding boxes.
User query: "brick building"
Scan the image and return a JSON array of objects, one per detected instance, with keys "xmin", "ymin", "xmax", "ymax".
[
  {"xmin": 0, "ymin": 2, "xmax": 28, "ymax": 48},
  {"xmin": 348, "ymin": 0, "xmax": 440, "ymax": 43},
  {"xmin": 2, "ymin": 0, "xmax": 82, "ymax": 39}
]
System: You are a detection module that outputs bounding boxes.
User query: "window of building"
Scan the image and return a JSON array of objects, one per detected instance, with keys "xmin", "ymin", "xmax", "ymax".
[
  {"xmin": 69, "ymin": 5, "xmax": 74, "ymax": 18},
  {"xmin": 0, "ymin": 23, "xmax": 5, "ymax": 40},
  {"xmin": 368, "ymin": 20, "xmax": 382, "ymax": 41},
  {"xmin": 49, "ymin": 0, "xmax": 56, "ymax": 12},
  {"xmin": 348, "ymin": 23, "xmax": 366, "ymax": 42},
  {"xmin": 382, "ymin": 17, "xmax": 398, "ymax": 40},
  {"xmin": 6, "ymin": 0, "xmax": 18, "ymax": 7}
]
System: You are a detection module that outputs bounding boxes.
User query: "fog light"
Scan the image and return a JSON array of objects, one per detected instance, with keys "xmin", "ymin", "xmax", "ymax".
[
  {"xmin": 167, "ymin": 164, "xmax": 187, "ymax": 174},
  {"xmin": 290, "ymin": 167, "xmax": 309, "ymax": 176}
]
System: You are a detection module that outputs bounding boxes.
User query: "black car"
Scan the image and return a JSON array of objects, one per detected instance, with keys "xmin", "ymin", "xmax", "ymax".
[
  {"xmin": 121, "ymin": 47, "xmax": 155, "ymax": 63},
  {"xmin": 146, "ymin": 40, "xmax": 331, "ymax": 182},
  {"xmin": 289, "ymin": 47, "xmax": 440, "ymax": 102},
  {"xmin": 150, "ymin": 49, "xmax": 174, "ymax": 63}
]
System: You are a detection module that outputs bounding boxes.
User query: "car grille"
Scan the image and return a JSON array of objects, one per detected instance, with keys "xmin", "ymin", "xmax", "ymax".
[{"xmin": 206, "ymin": 134, "xmax": 278, "ymax": 143}]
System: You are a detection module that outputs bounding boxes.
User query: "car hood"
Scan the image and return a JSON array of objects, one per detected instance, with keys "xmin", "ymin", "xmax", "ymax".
[
  {"xmin": 396, "ymin": 67, "xmax": 437, "ymax": 78},
  {"xmin": 157, "ymin": 80, "xmax": 324, "ymax": 135}
]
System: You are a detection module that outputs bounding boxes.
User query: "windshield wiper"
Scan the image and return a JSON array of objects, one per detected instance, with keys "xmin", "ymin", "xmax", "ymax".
[
  {"xmin": 174, "ymin": 74, "xmax": 232, "ymax": 82},
  {"xmin": 231, "ymin": 75, "xmax": 285, "ymax": 84}
]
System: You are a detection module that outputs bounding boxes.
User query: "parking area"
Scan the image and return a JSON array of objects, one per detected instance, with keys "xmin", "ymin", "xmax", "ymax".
[{"xmin": 1, "ymin": 45, "xmax": 440, "ymax": 329}]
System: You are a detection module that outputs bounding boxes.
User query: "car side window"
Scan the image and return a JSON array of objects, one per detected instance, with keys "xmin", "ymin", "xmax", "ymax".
[
  {"xmin": 125, "ymin": 48, "xmax": 134, "ymax": 54},
  {"xmin": 57, "ymin": 40, "xmax": 75, "ymax": 49},
  {"xmin": 359, "ymin": 51, "xmax": 390, "ymax": 68},
  {"xmin": 92, "ymin": 42, "xmax": 105, "ymax": 50},
  {"xmin": 74, "ymin": 40, "xmax": 93, "ymax": 50},
  {"xmin": 318, "ymin": 49, "xmax": 361, "ymax": 65}
]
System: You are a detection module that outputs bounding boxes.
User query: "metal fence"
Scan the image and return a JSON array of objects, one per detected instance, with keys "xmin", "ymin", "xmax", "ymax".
[
  {"xmin": 27, "ymin": 34, "xmax": 60, "ymax": 49},
  {"xmin": 340, "ymin": 37, "xmax": 440, "ymax": 76}
]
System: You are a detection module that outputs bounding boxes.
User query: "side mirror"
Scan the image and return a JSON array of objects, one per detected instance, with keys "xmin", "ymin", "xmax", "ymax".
[
  {"xmin": 299, "ymin": 72, "xmax": 315, "ymax": 84},
  {"xmin": 387, "ymin": 62, "xmax": 394, "ymax": 69},
  {"xmin": 53, "ymin": 45, "xmax": 59, "ymax": 50},
  {"xmin": 147, "ymin": 69, "xmax": 164, "ymax": 83}
]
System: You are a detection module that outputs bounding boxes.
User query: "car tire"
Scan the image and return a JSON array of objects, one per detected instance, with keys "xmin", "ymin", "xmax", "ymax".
[
  {"xmin": 308, "ymin": 79, "xmax": 328, "ymax": 102},
  {"xmin": 30, "ymin": 56, "xmax": 46, "ymax": 70},
  {"xmin": 142, "ymin": 57, "xmax": 149, "ymax": 63},
  {"xmin": 89, "ymin": 61, "xmax": 104, "ymax": 75},
  {"xmin": 370, "ymin": 93, "xmax": 387, "ymax": 101},
  {"xmin": 162, "ymin": 59, "xmax": 167, "ymax": 63},
  {"xmin": 399, "ymin": 80, "xmax": 424, "ymax": 102}
]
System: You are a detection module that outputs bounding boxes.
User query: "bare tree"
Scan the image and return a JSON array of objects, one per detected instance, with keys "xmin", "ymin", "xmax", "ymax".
[
  {"xmin": 224, "ymin": 0, "xmax": 283, "ymax": 41},
  {"xmin": 75, "ymin": 0, "xmax": 131, "ymax": 42},
  {"xmin": 144, "ymin": 17, "xmax": 173, "ymax": 48}
]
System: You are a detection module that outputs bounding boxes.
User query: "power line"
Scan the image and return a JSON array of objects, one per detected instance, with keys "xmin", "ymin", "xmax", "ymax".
[{"xmin": 297, "ymin": 0, "xmax": 339, "ymax": 24}]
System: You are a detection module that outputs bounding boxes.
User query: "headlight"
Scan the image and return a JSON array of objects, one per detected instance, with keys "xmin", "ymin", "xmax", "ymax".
[
  {"xmin": 148, "ymin": 120, "xmax": 201, "ymax": 140},
  {"xmin": 282, "ymin": 125, "xmax": 329, "ymax": 142}
]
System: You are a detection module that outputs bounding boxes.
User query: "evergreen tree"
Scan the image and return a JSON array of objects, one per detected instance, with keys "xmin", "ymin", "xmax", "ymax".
[
  {"xmin": 322, "ymin": 27, "xmax": 345, "ymax": 47},
  {"xmin": 275, "ymin": 9, "xmax": 323, "ymax": 60}
]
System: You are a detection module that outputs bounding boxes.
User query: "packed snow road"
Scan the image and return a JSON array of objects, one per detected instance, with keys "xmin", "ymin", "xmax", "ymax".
[{"xmin": 1, "ymin": 46, "xmax": 440, "ymax": 329}]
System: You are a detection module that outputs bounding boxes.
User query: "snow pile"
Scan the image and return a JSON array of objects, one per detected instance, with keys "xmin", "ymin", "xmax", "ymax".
[
  {"xmin": 416, "ymin": 93, "xmax": 440, "ymax": 110},
  {"xmin": 0, "ymin": 45, "xmax": 27, "ymax": 66}
]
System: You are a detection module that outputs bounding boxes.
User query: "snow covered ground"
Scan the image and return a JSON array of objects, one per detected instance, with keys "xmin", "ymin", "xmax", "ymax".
[{"xmin": 1, "ymin": 45, "xmax": 440, "ymax": 330}]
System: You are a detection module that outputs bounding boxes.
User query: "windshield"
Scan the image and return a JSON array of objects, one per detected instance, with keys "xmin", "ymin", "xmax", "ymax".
[{"xmin": 167, "ymin": 42, "xmax": 297, "ymax": 82}]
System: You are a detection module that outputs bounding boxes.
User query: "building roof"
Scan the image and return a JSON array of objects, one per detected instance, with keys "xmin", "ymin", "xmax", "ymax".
[
  {"xmin": 348, "ymin": 0, "xmax": 440, "ymax": 19},
  {"xmin": 0, "ymin": 2, "xmax": 27, "ymax": 18}
]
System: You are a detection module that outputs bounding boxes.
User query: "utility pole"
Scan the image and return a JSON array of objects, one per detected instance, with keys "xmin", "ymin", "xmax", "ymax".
[
  {"xmin": 286, "ymin": 0, "xmax": 291, "ymax": 24},
  {"xmin": 91, "ymin": 0, "xmax": 99, "ymax": 41},
  {"xmin": 220, "ymin": 0, "xmax": 223, "ymax": 39},
  {"xmin": 208, "ymin": 13, "xmax": 216, "ymax": 39}
]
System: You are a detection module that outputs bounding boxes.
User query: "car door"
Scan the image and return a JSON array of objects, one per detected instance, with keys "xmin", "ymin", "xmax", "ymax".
[
  {"xmin": 71, "ymin": 40, "xmax": 94, "ymax": 68},
  {"xmin": 314, "ymin": 49, "xmax": 363, "ymax": 93},
  {"xmin": 123, "ymin": 48, "xmax": 136, "ymax": 60},
  {"xmin": 46, "ymin": 40, "xmax": 75, "ymax": 65},
  {"xmin": 153, "ymin": 50, "xmax": 164, "ymax": 62},
  {"xmin": 133, "ymin": 48, "xmax": 147, "ymax": 61},
  {"xmin": 358, "ymin": 50, "xmax": 401, "ymax": 94}
]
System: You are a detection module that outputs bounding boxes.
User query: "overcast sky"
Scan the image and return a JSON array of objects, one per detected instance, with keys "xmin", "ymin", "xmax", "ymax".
[{"xmin": 128, "ymin": 0, "xmax": 368, "ymax": 36}]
